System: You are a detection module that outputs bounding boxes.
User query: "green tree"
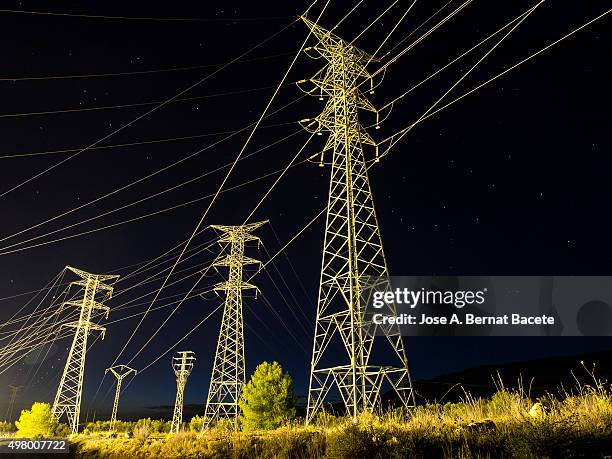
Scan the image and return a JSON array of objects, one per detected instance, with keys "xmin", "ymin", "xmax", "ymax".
[
  {"xmin": 15, "ymin": 403, "xmax": 59, "ymax": 438},
  {"xmin": 239, "ymin": 361, "xmax": 296, "ymax": 431}
]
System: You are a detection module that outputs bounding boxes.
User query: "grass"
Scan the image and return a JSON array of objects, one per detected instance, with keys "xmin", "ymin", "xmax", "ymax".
[{"xmin": 67, "ymin": 371, "xmax": 612, "ymax": 458}]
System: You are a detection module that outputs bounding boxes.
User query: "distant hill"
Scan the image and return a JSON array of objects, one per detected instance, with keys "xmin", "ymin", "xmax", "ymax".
[
  {"xmin": 410, "ymin": 349, "xmax": 612, "ymax": 404},
  {"xmin": 114, "ymin": 350, "xmax": 612, "ymax": 420}
]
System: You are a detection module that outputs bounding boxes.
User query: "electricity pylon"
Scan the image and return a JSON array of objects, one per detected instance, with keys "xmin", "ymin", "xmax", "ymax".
[
  {"xmin": 6, "ymin": 385, "xmax": 22, "ymax": 422},
  {"xmin": 171, "ymin": 351, "xmax": 195, "ymax": 433},
  {"xmin": 53, "ymin": 266, "xmax": 119, "ymax": 434},
  {"xmin": 204, "ymin": 221, "xmax": 266, "ymax": 430},
  {"xmin": 299, "ymin": 17, "xmax": 415, "ymax": 423},
  {"xmin": 105, "ymin": 365, "xmax": 136, "ymax": 431}
]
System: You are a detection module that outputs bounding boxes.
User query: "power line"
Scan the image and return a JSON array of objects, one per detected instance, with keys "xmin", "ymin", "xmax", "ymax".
[
  {"xmin": 0, "ymin": 151, "xmax": 310, "ymax": 257},
  {"xmin": 0, "ymin": 270, "xmax": 64, "ymax": 328},
  {"xmin": 371, "ymin": 0, "xmax": 473, "ymax": 78},
  {"xmin": 0, "ymin": 238, "xmax": 213, "ymax": 304},
  {"xmin": 363, "ymin": 0, "xmax": 420, "ymax": 61},
  {"xmin": 0, "ymin": 120, "xmax": 294, "ymax": 160},
  {"xmin": 112, "ymin": 242, "xmax": 218, "ymax": 301},
  {"xmin": 0, "ymin": 97, "xmax": 303, "ymax": 245},
  {"xmin": 378, "ymin": 0, "xmax": 455, "ymax": 60},
  {"xmin": 0, "ymin": 19, "xmax": 296, "ymax": 200},
  {"xmin": 391, "ymin": 0, "xmax": 545, "ymax": 137},
  {"xmin": 0, "ymin": 128, "xmax": 304, "ymax": 254},
  {"xmin": 379, "ymin": 2, "xmax": 540, "ymax": 112},
  {"xmin": 133, "ymin": 208, "xmax": 324, "ymax": 376},
  {"xmin": 0, "ymin": 9, "xmax": 292, "ymax": 22},
  {"xmin": 0, "ymin": 53, "xmax": 295, "ymax": 82},
  {"xmin": 0, "ymin": 84, "xmax": 288, "ymax": 119},
  {"xmin": 109, "ymin": 3, "xmax": 327, "ymax": 372},
  {"xmin": 351, "ymin": 0, "xmax": 400, "ymax": 43},
  {"xmin": 380, "ymin": 4, "xmax": 612, "ymax": 157},
  {"xmin": 120, "ymin": 134, "xmax": 318, "ymax": 365}
]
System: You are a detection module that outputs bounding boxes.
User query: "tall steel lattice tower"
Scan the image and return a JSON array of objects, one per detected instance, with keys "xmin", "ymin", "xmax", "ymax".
[
  {"xmin": 105, "ymin": 365, "xmax": 136, "ymax": 431},
  {"xmin": 6, "ymin": 385, "xmax": 22, "ymax": 422},
  {"xmin": 299, "ymin": 17, "xmax": 415, "ymax": 423},
  {"xmin": 204, "ymin": 221, "xmax": 266, "ymax": 430},
  {"xmin": 53, "ymin": 266, "xmax": 119, "ymax": 434},
  {"xmin": 171, "ymin": 351, "xmax": 195, "ymax": 433}
]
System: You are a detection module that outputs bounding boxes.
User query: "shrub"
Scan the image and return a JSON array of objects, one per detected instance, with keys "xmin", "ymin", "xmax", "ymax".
[
  {"xmin": 0, "ymin": 421, "xmax": 15, "ymax": 434},
  {"xmin": 133, "ymin": 424, "xmax": 152, "ymax": 444},
  {"xmin": 239, "ymin": 361, "xmax": 296, "ymax": 431},
  {"xmin": 54, "ymin": 423, "xmax": 71, "ymax": 438},
  {"xmin": 133, "ymin": 418, "xmax": 169, "ymax": 434},
  {"xmin": 312, "ymin": 410, "xmax": 342, "ymax": 429},
  {"xmin": 67, "ymin": 373, "xmax": 612, "ymax": 458},
  {"xmin": 188, "ymin": 415, "xmax": 203, "ymax": 432},
  {"xmin": 84, "ymin": 419, "xmax": 135, "ymax": 434},
  {"xmin": 15, "ymin": 403, "xmax": 61, "ymax": 438}
]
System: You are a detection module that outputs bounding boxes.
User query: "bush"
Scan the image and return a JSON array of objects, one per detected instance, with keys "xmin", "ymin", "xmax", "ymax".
[
  {"xmin": 188, "ymin": 415, "xmax": 203, "ymax": 432},
  {"xmin": 312, "ymin": 410, "xmax": 343, "ymax": 429},
  {"xmin": 84, "ymin": 420, "xmax": 135, "ymax": 434},
  {"xmin": 128, "ymin": 418, "xmax": 171, "ymax": 443},
  {"xmin": 0, "ymin": 421, "xmax": 15, "ymax": 434},
  {"xmin": 68, "ymin": 374, "xmax": 612, "ymax": 458},
  {"xmin": 15, "ymin": 403, "xmax": 60, "ymax": 438},
  {"xmin": 239, "ymin": 361, "xmax": 296, "ymax": 431},
  {"xmin": 133, "ymin": 424, "xmax": 152, "ymax": 444},
  {"xmin": 134, "ymin": 418, "xmax": 170, "ymax": 434}
]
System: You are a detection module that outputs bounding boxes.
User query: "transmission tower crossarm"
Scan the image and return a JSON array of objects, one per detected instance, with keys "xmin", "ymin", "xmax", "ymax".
[
  {"xmin": 63, "ymin": 299, "xmax": 111, "ymax": 313},
  {"xmin": 66, "ymin": 266, "xmax": 119, "ymax": 283},
  {"xmin": 61, "ymin": 321, "xmax": 107, "ymax": 338},
  {"xmin": 213, "ymin": 255, "xmax": 262, "ymax": 267}
]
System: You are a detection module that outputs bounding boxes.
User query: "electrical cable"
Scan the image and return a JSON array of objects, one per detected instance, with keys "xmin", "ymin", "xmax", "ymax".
[
  {"xmin": 0, "ymin": 97, "xmax": 303, "ymax": 247},
  {"xmin": 0, "ymin": 128, "xmax": 304, "ymax": 254},
  {"xmin": 379, "ymin": 2, "xmax": 609, "ymax": 158},
  {"xmin": 0, "ymin": 19, "xmax": 296, "ymax": 199},
  {"xmin": 109, "ymin": 2, "xmax": 331, "ymax": 370},
  {"xmin": 0, "ymin": 9, "xmax": 291, "ymax": 23},
  {"xmin": 378, "ymin": 2, "xmax": 541, "ymax": 112},
  {"xmin": 0, "ymin": 84, "xmax": 289, "ymax": 119},
  {"xmin": 0, "ymin": 53, "xmax": 295, "ymax": 82}
]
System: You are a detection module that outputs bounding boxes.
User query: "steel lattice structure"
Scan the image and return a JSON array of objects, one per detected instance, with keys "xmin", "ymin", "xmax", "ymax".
[
  {"xmin": 105, "ymin": 365, "xmax": 136, "ymax": 431},
  {"xmin": 171, "ymin": 351, "xmax": 195, "ymax": 433},
  {"xmin": 299, "ymin": 17, "xmax": 415, "ymax": 423},
  {"xmin": 204, "ymin": 221, "xmax": 266, "ymax": 430},
  {"xmin": 6, "ymin": 385, "xmax": 22, "ymax": 422},
  {"xmin": 53, "ymin": 266, "xmax": 119, "ymax": 434}
]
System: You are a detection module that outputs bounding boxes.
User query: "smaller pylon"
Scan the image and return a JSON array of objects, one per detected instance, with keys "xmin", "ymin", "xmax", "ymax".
[
  {"xmin": 171, "ymin": 351, "xmax": 195, "ymax": 433},
  {"xmin": 105, "ymin": 365, "xmax": 136, "ymax": 431},
  {"xmin": 6, "ymin": 385, "xmax": 22, "ymax": 422}
]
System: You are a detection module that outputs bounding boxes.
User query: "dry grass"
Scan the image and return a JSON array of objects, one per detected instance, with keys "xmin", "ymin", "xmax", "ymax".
[{"xmin": 71, "ymin": 372, "xmax": 612, "ymax": 458}]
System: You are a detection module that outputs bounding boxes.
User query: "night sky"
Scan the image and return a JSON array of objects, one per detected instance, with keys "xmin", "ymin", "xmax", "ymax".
[{"xmin": 1, "ymin": 0, "xmax": 611, "ymax": 417}]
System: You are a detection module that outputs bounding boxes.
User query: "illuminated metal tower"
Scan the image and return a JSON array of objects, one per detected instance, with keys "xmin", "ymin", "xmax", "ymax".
[
  {"xmin": 299, "ymin": 17, "xmax": 414, "ymax": 423},
  {"xmin": 204, "ymin": 221, "xmax": 266, "ymax": 430},
  {"xmin": 6, "ymin": 385, "xmax": 22, "ymax": 422},
  {"xmin": 171, "ymin": 351, "xmax": 195, "ymax": 433},
  {"xmin": 53, "ymin": 266, "xmax": 119, "ymax": 434},
  {"xmin": 105, "ymin": 365, "xmax": 136, "ymax": 431}
]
